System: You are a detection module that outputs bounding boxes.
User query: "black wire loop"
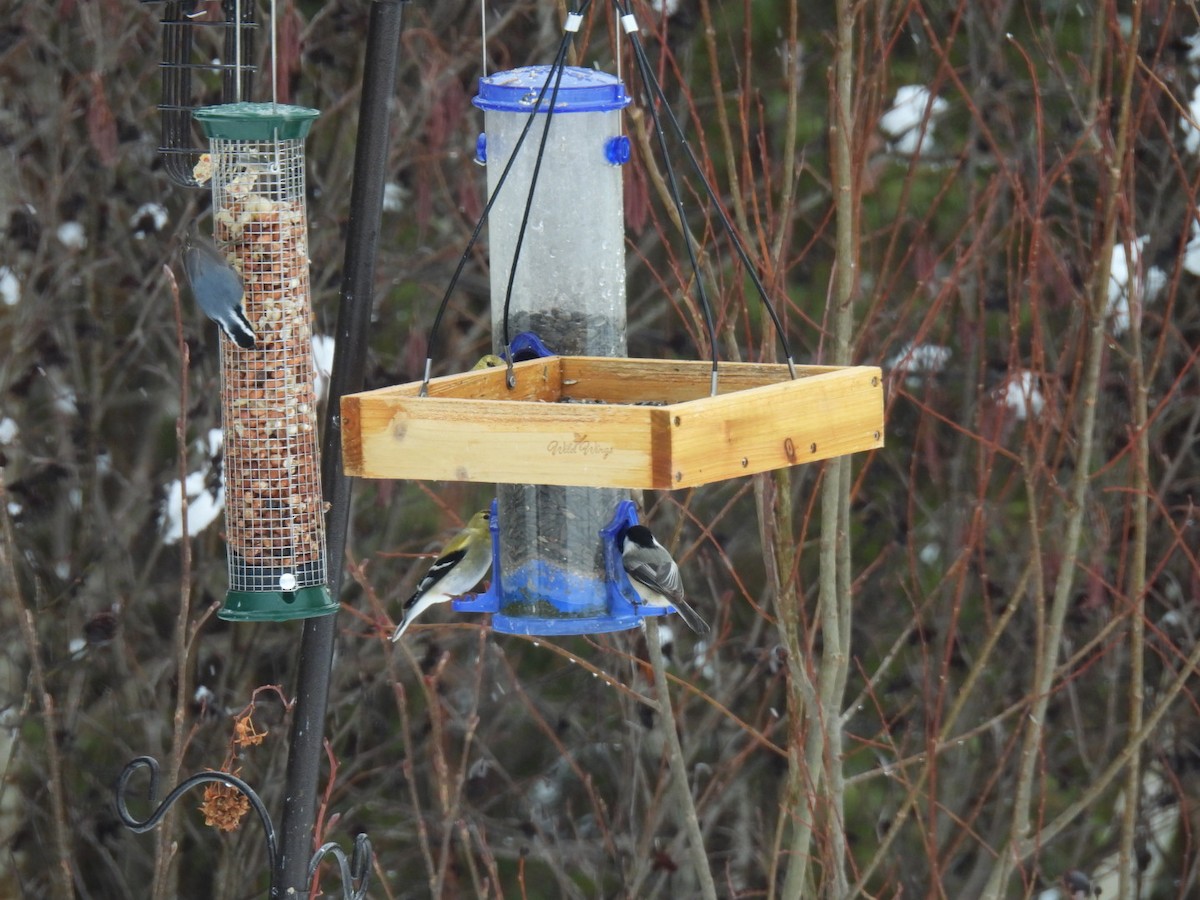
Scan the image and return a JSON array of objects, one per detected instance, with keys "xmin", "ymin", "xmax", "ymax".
[{"xmin": 308, "ymin": 833, "xmax": 374, "ymax": 900}]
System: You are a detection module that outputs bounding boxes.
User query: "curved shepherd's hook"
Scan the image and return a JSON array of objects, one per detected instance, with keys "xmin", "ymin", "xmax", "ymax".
[
  {"xmin": 115, "ymin": 756, "xmax": 372, "ymax": 899},
  {"xmin": 115, "ymin": 756, "xmax": 279, "ymax": 870}
]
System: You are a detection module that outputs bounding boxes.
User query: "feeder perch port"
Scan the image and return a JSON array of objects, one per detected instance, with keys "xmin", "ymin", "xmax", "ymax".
[
  {"xmin": 449, "ymin": 498, "xmax": 673, "ymax": 635},
  {"xmin": 340, "ymin": 356, "xmax": 884, "ymax": 490}
]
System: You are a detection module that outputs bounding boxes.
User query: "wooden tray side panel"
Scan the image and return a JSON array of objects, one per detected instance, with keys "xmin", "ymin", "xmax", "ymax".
[
  {"xmin": 666, "ymin": 367, "xmax": 884, "ymax": 487},
  {"xmin": 344, "ymin": 395, "xmax": 662, "ymax": 487},
  {"xmin": 348, "ymin": 357, "xmax": 563, "ymax": 402},
  {"xmin": 559, "ymin": 357, "xmax": 847, "ymax": 404}
]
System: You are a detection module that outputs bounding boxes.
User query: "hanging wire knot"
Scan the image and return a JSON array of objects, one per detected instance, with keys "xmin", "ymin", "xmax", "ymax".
[
  {"xmin": 503, "ymin": 345, "xmax": 516, "ymax": 389},
  {"xmin": 418, "ymin": 357, "xmax": 434, "ymax": 397},
  {"xmin": 115, "ymin": 756, "xmax": 374, "ymax": 898}
]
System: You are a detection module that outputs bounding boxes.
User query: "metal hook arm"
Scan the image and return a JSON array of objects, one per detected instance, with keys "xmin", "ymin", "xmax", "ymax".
[{"xmin": 115, "ymin": 755, "xmax": 279, "ymax": 873}]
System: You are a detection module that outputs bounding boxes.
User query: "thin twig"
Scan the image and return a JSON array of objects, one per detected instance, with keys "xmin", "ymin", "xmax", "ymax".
[
  {"xmin": 1118, "ymin": 200, "xmax": 1151, "ymax": 900},
  {"xmin": 645, "ymin": 616, "xmax": 717, "ymax": 899},
  {"xmin": 2, "ymin": 486, "xmax": 75, "ymax": 898},
  {"xmin": 979, "ymin": 14, "xmax": 1142, "ymax": 896},
  {"xmin": 151, "ymin": 263, "xmax": 194, "ymax": 900}
]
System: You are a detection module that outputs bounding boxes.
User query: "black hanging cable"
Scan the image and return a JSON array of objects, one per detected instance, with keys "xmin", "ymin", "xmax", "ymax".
[
  {"xmin": 612, "ymin": 4, "xmax": 720, "ymax": 395},
  {"xmin": 420, "ymin": 5, "xmax": 589, "ymax": 395},
  {"xmin": 499, "ymin": 49, "xmax": 573, "ymax": 369},
  {"xmin": 613, "ymin": 0, "xmax": 798, "ymax": 380}
]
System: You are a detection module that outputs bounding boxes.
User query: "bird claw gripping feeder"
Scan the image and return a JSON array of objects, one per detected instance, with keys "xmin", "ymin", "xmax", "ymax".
[
  {"xmin": 341, "ymin": 54, "xmax": 885, "ymax": 634},
  {"xmin": 195, "ymin": 102, "xmax": 337, "ymax": 621}
]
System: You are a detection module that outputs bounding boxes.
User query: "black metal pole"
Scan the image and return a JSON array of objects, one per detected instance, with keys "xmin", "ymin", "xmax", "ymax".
[{"xmin": 272, "ymin": 1, "xmax": 407, "ymax": 893}]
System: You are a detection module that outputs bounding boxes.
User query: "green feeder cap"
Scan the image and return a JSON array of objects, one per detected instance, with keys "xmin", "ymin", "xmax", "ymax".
[
  {"xmin": 219, "ymin": 584, "xmax": 338, "ymax": 622},
  {"xmin": 193, "ymin": 102, "xmax": 320, "ymax": 141}
]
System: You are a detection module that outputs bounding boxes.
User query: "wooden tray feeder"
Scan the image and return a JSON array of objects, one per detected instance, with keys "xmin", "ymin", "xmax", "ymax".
[{"xmin": 341, "ymin": 356, "xmax": 884, "ymax": 490}]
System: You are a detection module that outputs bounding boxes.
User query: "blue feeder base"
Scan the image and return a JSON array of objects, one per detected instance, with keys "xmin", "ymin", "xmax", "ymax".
[{"xmin": 452, "ymin": 497, "xmax": 680, "ymax": 635}]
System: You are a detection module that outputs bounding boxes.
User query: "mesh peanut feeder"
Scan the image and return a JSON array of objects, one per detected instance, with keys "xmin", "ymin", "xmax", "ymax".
[{"xmin": 195, "ymin": 102, "xmax": 337, "ymax": 622}]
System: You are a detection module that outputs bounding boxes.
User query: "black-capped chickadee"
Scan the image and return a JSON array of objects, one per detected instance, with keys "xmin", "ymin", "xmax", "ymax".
[
  {"xmin": 181, "ymin": 229, "xmax": 257, "ymax": 350},
  {"xmin": 620, "ymin": 524, "xmax": 709, "ymax": 634},
  {"xmin": 392, "ymin": 510, "xmax": 492, "ymax": 641}
]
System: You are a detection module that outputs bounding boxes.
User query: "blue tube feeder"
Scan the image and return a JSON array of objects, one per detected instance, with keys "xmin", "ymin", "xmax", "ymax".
[
  {"xmin": 340, "ymin": 64, "xmax": 885, "ymax": 636},
  {"xmin": 476, "ymin": 66, "xmax": 638, "ymax": 635}
]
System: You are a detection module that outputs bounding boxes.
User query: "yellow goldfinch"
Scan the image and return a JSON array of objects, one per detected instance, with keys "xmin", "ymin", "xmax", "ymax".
[
  {"xmin": 472, "ymin": 354, "xmax": 506, "ymax": 370},
  {"xmin": 392, "ymin": 510, "xmax": 492, "ymax": 641},
  {"xmin": 620, "ymin": 524, "xmax": 709, "ymax": 634}
]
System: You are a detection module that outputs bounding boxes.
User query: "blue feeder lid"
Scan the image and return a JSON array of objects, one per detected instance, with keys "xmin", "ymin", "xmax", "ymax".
[{"xmin": 473, "ymin": 66, "xmax": 631, "ymax": 114}]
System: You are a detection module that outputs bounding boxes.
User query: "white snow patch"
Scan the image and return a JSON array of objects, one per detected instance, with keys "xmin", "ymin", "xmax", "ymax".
[
  {"xmin": 879, "ymin": 85, "xmax": 948, "ymax": 156},
  {"xmin": 997, "ymin": 370, "xmax": 1044, "ymax": 421},
  {"xmin": 160, "ymin": 471, "xmax": 224, "ymax": 544},
  {"xmin": 129, "ymin": 202, "xmax": 169, "ymax": 239},
  {"xmin": 0, "ymin": 417, "xmax": 17, "ymax": 444},
  {"xmin": 1186, "ymin": 32, "xmax": 1200, "ymax": 76},
  {"xmin": 312, "ymin": 334, "xmax": 335, "ymax": 400},
  {"xmin": 56, "ymin": 221, "xmax": 87, "ymax": 250},
  {"xmin": 1184, "ymin": 220, "xmax": 1200, "ymax": 276},
  {"xmin": 656, "ymin": 619, "xmax": 675, "ymax": 648},
  {"xmin": 382, "ymin": 182, "xmax": 406, "ymax": 213},
  {"xmin": 1107, "ymin": 235, "xmax": 1164, "ymax": 336},
  {"xmin": 53, "ymin": 389, "xmax": 77, "ymax": 416},
  {"xmin": 887, "ymin": 342, "xmax": 951, "ymax": 375},
  {"xmin": 0, "ymin": 267, "xmax": 19, "ymax": 307}
]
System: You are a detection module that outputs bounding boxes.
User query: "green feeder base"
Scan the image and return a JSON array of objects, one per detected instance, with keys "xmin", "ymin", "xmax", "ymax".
[{"xmin": 219, "ymin": 585, "xmax": 338, "ymax": 622}]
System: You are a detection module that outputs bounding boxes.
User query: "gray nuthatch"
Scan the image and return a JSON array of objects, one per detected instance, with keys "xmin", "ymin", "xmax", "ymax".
[
  {"xmin": 181, "ymin": 229, "xmax": 256, "ymax": 350},
  {"xmin": 621, "ymin": 524, "xmax": 710, "ymax": 634}
]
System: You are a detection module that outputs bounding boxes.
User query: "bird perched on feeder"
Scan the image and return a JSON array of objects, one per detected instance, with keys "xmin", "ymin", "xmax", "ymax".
[
  {"xmin": 181, "ymin": 229, "xmax": 257, "ymax": 350},
  {"xmin": 620, "ymin": 524, "xmax": 710, "ymax": 634},
  {"xmin": 472, "ymin": 353, "xmax": 506, "ymax": 370},
  {"xmin": 392, "ymin": 509, "xmax": 493, "ymax": 641}
]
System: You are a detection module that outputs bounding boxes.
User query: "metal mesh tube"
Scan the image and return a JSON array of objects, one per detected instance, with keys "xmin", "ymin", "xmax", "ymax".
[{"xmin": 208, "ymin": 132, "xmax": 325, "ymax": 594}]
